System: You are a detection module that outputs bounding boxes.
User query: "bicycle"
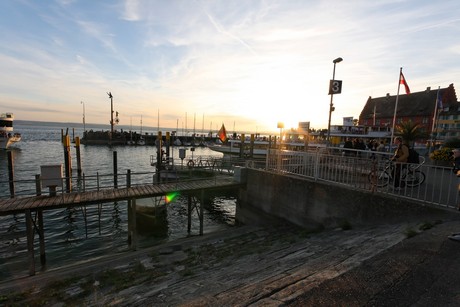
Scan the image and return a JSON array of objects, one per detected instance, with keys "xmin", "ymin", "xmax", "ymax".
[{"xmin": 368, "ymin": 156, "xmax": 426, "ymax": 188}]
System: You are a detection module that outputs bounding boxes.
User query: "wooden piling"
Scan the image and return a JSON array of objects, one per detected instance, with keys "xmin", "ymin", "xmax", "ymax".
[
  {"xmin": 113, "ymin": 151, "xmax": 118, "ymax": 189},
  {"xmin": 63, "ymin": 135, "xmax": 72, "ymax": 193},
  {"xmin": 187, "ymin": 195, "xmax": 192, "ymax": 233},
  {"xmin": 200, "ymin": 190, "xmax": 204, "ymax": 235},
  {"xmin": 250, "ymin": 134, "xmax": 255, "ymax": 158},
  {"xmin": 25, "ymin": 209, "xmax": 35, "ymax": 276},
  {"xmin": 7, "ymin": 151, "xmax": 14, "ymax": 198},
  {"xmin": 75, "ymin": 136, "xmax": 82, "ymax": 178},
  {"xmin": 156, "ymin": 131, "xmax": 162, "ymax": 182}
]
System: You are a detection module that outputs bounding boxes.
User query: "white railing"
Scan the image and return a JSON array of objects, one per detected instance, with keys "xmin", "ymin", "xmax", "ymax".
[{"xmin": 264, "ymin": 148, "xmax": 459, "ymax": 210}]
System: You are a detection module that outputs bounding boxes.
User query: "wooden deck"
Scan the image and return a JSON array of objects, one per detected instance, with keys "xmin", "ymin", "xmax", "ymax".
[{"xmin": 0, "ymin": 176, "xmax": 242, "ymax": 216}]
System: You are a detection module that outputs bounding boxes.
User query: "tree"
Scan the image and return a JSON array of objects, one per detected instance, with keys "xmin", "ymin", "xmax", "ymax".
[{"xmin": 395, "ymin": 120, "xmax": 429, "ymax": 146}]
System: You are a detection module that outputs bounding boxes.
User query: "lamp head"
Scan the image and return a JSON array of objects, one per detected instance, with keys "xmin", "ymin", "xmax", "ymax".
[{"xmin": 333, "ymin": 57, "xmax": 343, "ymax": 64}]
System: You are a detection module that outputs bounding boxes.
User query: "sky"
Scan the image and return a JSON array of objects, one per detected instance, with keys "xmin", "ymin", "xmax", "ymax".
[{"xmin": 1, "ymin": 0, "xmax": 460, "ymax": 134}]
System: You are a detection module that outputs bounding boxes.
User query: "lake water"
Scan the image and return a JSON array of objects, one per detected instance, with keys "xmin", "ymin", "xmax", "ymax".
[{"xmin": 0, "ymin": 121, "xmax": 236, "ymax": 279}]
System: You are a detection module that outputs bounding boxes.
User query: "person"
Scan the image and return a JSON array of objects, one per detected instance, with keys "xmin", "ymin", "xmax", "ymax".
[
  {"xmin": 391, "ymin": 136, "xmax": 409, "ymax": 189},
  {"xmin": 343, "ymin": 138, "xmax": 353, "ymax": 156},
  {"xmin": 452, "ymin": 149, "xmax": 460, "ymax": 175},
  {"xmin": 376, "ymin": 141, "xmax": 385, "ymax": 152}
]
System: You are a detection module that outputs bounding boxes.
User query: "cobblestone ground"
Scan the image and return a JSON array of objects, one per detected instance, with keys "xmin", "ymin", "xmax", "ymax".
[{"xmin": 1, "ymin": 219, "xmax": 460, "ymax": 306}]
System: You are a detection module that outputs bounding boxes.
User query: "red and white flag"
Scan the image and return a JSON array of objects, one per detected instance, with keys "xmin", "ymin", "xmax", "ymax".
[{"xmin": 400, "ymin": 72, "xmax": 411, "ymax": 95}]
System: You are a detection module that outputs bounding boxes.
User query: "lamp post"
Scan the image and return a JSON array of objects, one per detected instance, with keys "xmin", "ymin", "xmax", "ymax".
[
  {"xmin": 80, "ymin": 101, "xmax": 86, "ymax": 133},
  {"xmin": 107, "ymin": 92, "xmax": 113, "ymax": 145},
  {"xmin": 326, "ymin": 57, "xmax": 343, "ymax": 146}
]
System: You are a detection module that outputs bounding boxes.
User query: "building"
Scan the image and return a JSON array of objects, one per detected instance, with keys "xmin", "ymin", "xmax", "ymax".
[{"xmin": 359, "ymin": 84, "xmax": 458, "ymax": 144}]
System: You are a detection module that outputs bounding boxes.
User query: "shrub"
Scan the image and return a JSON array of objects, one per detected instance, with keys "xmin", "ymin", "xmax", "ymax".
[{"xmin": 430, "ymin": 147, "xmax": 453, "ymax": 161}]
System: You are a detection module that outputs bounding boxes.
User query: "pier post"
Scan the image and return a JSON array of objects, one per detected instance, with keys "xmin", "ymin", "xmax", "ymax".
[
  {"xmin": 200, "ymin": 190, "xmax": 204, "ymax": 235},
  {"xmin": 166, "ymin": 131, "xmax": 170, "ymax": 160},
  {"xmin": 7, "ymin": 151, "xmax": 14, "ymax": 198},
  {"xmin": 127, "ymin": 170, "xmax": 137, "ymax": 249},
  {"xmin": 113, "ymin": 151, "xmax": 118, "ymax": 189},
  {"xmin": 156, "ymin": 131, "xmax": 162, "ymax": 182},
  {"xmin": 38, "ymin": 210, "xmax": 46, "ymax": 266},
  {"xmin": 63, "ymin": 135, "xmax": 72, "ymax": 193},
  {"xmin": 187, "ymin": 195, "xmax": 192, "ymax": 233},
  {"xmin": 239, "ymin": 133, "xmax": 245, "ymax": 158},
  {"xmin": 250, "ymin": 134, "xmax": 255, "ymax": 158},
  {"xmin": 35, "ymin": 174, "xmax": 41, "ymax": 196},
  {"xmin": 75, "ymin": 137, "xmax": 82, "ymax": 178},
  {"xmin": 25, "ymin": 209, "xmax": 35, "ymax": 276}
]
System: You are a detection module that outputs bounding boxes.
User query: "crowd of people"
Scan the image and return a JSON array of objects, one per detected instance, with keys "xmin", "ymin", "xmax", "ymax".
[{"xmin": 342, "ymin": 137, "xmax": 386, "ymax": 156}]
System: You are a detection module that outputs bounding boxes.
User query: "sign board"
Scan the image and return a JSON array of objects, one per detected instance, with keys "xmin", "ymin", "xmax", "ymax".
[
  {"xmin": 329, "ymin": 80, "xmax": 343, "ymax": 95},
  {"xmin": 298, "ymin": 122, "xmax": 310, "ymax": 132},
  {"xmin": 41, "ymin": 164, "xmax": 63, "ymax": 188}
]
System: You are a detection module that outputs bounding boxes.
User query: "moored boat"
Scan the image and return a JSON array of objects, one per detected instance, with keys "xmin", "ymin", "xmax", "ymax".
[{"xmin": 0, "ymin": 113, "xmax": 21, "ymax": 149}]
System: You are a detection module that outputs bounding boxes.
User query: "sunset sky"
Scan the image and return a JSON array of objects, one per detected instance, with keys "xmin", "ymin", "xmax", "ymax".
[{"xmin": 1, "ymin": 0, "xmax": 459, "ymax": 134}]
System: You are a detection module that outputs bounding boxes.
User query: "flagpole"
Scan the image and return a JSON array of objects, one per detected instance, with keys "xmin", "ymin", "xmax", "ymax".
[
  {"xmin": 430, "ymin": 86, "xmax": 441, "ymax": 151},
  {"xmin": 390, "ymin": 67, "xmax": 403, "ymax": 149}
]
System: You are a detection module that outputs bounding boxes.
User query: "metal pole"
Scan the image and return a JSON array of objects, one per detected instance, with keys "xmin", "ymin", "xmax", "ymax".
[
  {"xmin": 108, "ymin": 92, "xmax": 113, "ymax": 145},
  {"xmin": 327, "ymin": 62, "xmax": 337, "ymax": 146}
]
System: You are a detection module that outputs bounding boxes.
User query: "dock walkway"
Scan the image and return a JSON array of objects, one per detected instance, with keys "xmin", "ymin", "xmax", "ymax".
[{"xmin": 0, "ymin": 176, "xmax": 241, "ymax": 216}]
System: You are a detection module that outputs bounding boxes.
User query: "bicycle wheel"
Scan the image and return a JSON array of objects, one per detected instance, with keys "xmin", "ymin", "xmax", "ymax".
[
  {"xmin": 404, "ymin": 171, "xmax": 425, "ymax": 187},
  {"xmin": 368, "ymin": 170, "xmax": 390, "ymax": 187}
]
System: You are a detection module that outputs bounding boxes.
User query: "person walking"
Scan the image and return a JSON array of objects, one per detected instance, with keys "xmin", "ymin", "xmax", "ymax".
[{"xmin": 391, "ymin": 136, "xmax": 409, "ymax": 189}]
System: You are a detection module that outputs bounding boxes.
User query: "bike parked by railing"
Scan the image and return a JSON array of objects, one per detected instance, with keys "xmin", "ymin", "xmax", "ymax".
[{"xmin": 368, "ymin": 156, "xmax": 426, "ymax": 188}]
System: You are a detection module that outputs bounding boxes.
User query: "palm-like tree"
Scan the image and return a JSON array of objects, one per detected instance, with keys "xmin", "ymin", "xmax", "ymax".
[{"xmin": 395, "ymin": 120, "xmax": 429, "ymax": 146}]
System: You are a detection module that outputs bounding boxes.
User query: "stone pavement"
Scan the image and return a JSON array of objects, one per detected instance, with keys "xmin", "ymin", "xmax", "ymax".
[{"xmin": 1, "ymin": 218, "xmax": 460, "ymax": 306}]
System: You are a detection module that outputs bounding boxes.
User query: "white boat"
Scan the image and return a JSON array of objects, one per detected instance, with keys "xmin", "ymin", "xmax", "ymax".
[
  {"xmin": 208, "ymin": 138, "xmax": 275, "ymax": 157},
  {"xmin": 0, "ymin": 113, "xmax": 21, "ymax": 149}
]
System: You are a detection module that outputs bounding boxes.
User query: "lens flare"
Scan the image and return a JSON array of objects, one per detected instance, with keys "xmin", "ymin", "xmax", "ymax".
[{"xmin": 166, "ymin": 192, "xmax": 179, "ymax": 203}]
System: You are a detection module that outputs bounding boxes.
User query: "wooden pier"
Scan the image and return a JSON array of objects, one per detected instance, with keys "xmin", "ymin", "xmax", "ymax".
[
  {"xmin": 0, "ymin": 176, "xmax": 241, "ymax": 215},
  {"xmin": 0, "ymin": 176, "xmax": 244, "ymax": 276}
]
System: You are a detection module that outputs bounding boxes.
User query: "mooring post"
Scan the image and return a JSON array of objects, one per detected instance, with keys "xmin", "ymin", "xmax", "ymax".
[
  {"xmin": 156, "ymin": 131, "xmax": 162, "ymax": 182},
  {"xmin": 7, "ymin": 151, "xmax": 15, "ymax": 198},
  {"xmin": 25, "ymin": 209, "xmax": 35, "ymax": 276},
  {"xmin": 200, "ymin": 190, "xmax": 204, "ymax": 236},
  {"xmin": 113, "ymin": 151, "xmax": 118, "ymax": 189},
  {"xmin": 127, "ymin": 169, "xmax": 132, "ymax": 244},
  {"xmin": 187, "ymin": 195, "xmax": 192, "ymax": 233},
  {"xmin": 75, "ymin": 136, "xmax": 82, "ymax": 178},
  {"xmin": 166, "ymin": 131, "xmax": 170, "ymax": 161},
  {"xmin": 37, "ymin": 210, "xmax": 46, "ymax": 266},
  {"xmin": 250, "ymin": 134, "xmax": 255, "ymax": 158},
  {"xmin": 35, "ymin": 174, "xmax": 41, "ymax": 196},
  {"xmin": 130, "ymin": 199, "xmax": 137, "ymax": 251},
  {"xmin": 34, "ymin": 175, "xmax": 46, "ymax": 266},
  {"xmin": 63, "ymin": 135, "xmax": 72, "ymax": 193}
]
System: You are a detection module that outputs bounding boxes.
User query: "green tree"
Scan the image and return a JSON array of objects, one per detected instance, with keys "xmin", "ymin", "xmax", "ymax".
[{"xmin": 395, "ymin": 120, "xmax": 429, "ymax": 146}]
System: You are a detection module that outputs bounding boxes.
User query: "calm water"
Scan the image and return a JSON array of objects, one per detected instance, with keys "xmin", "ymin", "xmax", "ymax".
[{"xmin": 0, "ymin": 122, "xmax": 236, "ymax": 279}]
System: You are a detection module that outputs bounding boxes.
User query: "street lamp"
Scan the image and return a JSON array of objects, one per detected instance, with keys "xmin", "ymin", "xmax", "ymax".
[
  {"xmin": 327, "ymin": 57, "xmax": 343, "ymax": 146},
  {"xmin": 107, "ymin": 92, "xmax": 113, "ymax": 144}
]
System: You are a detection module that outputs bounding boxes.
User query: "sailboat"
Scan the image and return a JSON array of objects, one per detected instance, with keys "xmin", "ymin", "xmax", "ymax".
[{"xmin": 138, "ymin": 116, "xmax": 145, "ymax": 146}]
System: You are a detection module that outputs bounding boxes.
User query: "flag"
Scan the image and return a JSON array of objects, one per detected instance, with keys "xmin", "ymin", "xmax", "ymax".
[
  {"xmin": 218, "ymin": 124, "xmax": 227, "ymax": 143},
  {"xmin": 437, "ymin": 91, "xmax": 443, "ymax": 109},
  {"xmin": 400, "ymin": 72, "xmax": 410, "ymax": 95}
]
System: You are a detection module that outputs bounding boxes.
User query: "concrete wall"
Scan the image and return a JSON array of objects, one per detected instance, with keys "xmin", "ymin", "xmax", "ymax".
[{"xmin": 236, "ymin": 168, "xmax": 454, "ymax": 230}]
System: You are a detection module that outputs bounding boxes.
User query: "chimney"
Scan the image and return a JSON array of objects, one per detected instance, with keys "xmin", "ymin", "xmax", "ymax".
[{"xmin": 426, "ymin": 86, "xmax": 431, "ymax": 92}]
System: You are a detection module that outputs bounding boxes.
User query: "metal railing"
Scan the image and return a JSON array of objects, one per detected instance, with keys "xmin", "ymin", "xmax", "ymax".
[
  {"xmin": 0, "ymin": 157, "xmax": 238, "ymax": 199},
  {"xmin": 264, "ymin": 148, "xmax": 459, "ymax": 210}
]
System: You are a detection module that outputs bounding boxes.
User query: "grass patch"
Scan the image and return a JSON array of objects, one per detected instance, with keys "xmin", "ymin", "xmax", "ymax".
[{"xmin": 405, "ymin": 227, "xmax": 418, "ymax": 238}]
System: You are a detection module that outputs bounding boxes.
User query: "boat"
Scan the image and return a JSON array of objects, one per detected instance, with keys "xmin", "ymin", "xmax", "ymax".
[
  {"xmin": 208, "ymin": 138, "xmax": 272, "ymax": 157},
  {"xmin": 0, "ymin": 113, "xmax": 21, "ymax": 149},
  {"xmin": 208, "ymin": 118, "xmax": 393, "ymax": 158}
]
